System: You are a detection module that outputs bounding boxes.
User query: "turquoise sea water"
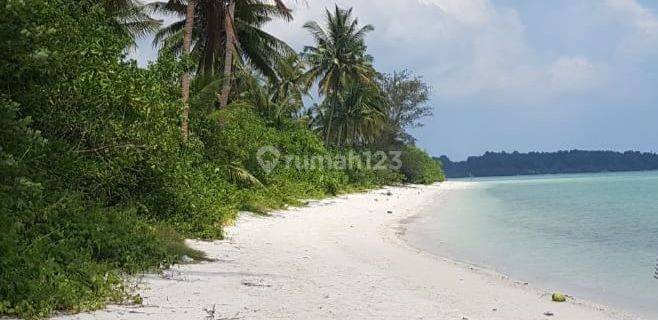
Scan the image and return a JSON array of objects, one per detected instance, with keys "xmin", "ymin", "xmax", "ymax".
[{"xmin": 404, "ymin": 171, "xmax": 658, "ymax": 318}]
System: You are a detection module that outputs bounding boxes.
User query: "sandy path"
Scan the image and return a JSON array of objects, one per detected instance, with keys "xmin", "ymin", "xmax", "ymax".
[{"xmin": 60, "ymin": 182, "xmax": 637, "ymax": 320}]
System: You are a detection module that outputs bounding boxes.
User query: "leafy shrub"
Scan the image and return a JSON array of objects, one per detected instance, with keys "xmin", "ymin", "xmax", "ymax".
[
  {"xmin": 0, "ymin": 2, "xmax": 206, "ymax": 317},
  {"xmin": 0, "ymin": 0, "xmax": 439, "ymax": 318},
  {"xmin": 0, "ymin": 99, "xmax": 204, "ymax": 318},
  {"xmin": 399, "ymin": 145, "xmax": 445, "ymax": 184}
]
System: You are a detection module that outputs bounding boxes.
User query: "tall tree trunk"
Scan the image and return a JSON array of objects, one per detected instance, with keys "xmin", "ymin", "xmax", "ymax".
[
  {"xmin": 325, "ymin": 101, "xmax": 335, "ymax": 146},
  {"xmin": 219, "ymin": 0, "xmax": 236, "ymax": 108},
  {"xmin": 181, "ymin": 0, "xmax": 196, "ymax": 141},
  {"xmin": 336, "ymin": 122, "xmax": 343, "ymax": 147}
]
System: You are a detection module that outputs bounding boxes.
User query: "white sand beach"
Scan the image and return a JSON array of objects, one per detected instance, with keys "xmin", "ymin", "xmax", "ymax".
[{"xmin": 60, "ymin": 182, "xmax": 637, "ymax": 320}]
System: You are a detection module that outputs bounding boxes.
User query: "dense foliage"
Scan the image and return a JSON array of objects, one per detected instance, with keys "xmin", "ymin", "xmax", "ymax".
[
  {"xmin": 401, "ymin": 146, "xmax": 445, "ymax": 184},
  {"xmin": 0, "ymin": 1, "xmax": 206, "ymax": 317},
  {"xmin": 0, "ymin": 0, "xmax": 443, "ymax": 318},
  {"xmin": 377, "ymin": 71, "xmax": 432, "ymax": 145},
  {"xmin": 439, "ymin": 150, "xmax": 658, "ymax": 178},
  {"xmin": 149, "ymin": 0, "xmax": 293, "ymax": 78}
]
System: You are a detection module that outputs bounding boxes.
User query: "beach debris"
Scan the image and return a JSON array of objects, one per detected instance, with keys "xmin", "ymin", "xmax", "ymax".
[
  {"xmin": 202, "ymin": 306, "xmax": 241, "ymax": 320},
  {"xmin": 492, "ymin": 308, "xmax": 497, "ymax": 311},
  {"xmin": 161, "ymin": 269, "xmax": 177, "ymax": 280},
  {"xmin": 544, "ymin": 311, "xmax": 555, "ymax": 316},
  {"xmin": 241, "ymin": 279, "xmax": 271, "ymax": 287},
  {"xmin": 385, "ymin": 190, "xmax": 393, "ymax": 196},
  {"xmin": 551, "ymin": 292, "xmax": 566, "ymax": 302},
  {"xmin": 181, "ymin": 255, "xmax": 194, "ymax": 263},
  {"xmin": 203, "ymin": 304, "xmax": 217, "ymax": 320},
  {"xmin": 386, "ymin": 210, "xmax": 393, "ymax": 214}
]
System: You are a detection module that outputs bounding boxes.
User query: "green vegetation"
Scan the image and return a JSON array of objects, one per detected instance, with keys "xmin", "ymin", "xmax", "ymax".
[
  {"xmin": 439, "ymin": 150, "xmax": 658, "ymax": 178},
  {"xmin": 0, "ymin": 0, "xmax": 443, "ymax": 318},
  {"xmin": 401, "ymin": 146, "xmax": 445, "ymax": 184}
]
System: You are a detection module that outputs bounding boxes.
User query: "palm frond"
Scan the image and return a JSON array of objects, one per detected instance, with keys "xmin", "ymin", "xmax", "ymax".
[
  {"xmin": 153, "ymin": 20, "xmax": 186, "ymax": 47},
  {"xmin": 191, "ymin": 76, "xmax": 224, "ymax": 111},
  {"xmin": 104, "ymin": 0, "xmax": 162, "ymax": 46},
  {"xmin": 227, "ymin": 164, "xmax": 264, "ymax": 188},
  {"xmin": 151, "ymin": 0, "xmax": 293, "ymax": 81},
  {"xmin": 145, "ymin": 0, "xmax": 187, "ymax": 16}
]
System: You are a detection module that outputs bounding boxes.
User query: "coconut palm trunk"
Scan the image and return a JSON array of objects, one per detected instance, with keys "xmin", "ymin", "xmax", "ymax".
[
  {"xmin": 325, "ymin": 96, "xmax": 336, "ymax": 145},
  {"xmin": 219, "ymin": 0, "xmax": 236, "ymax": 108},
  {"xmin": 181, "ymin": 0, "xmax": 196, "ymax": 140}
]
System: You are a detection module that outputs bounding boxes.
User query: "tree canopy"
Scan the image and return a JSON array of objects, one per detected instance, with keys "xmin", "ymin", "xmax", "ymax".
[
  {"xmin": 150, "ymin": 0, "xmax": 294, "ymax": 79},
  {"xmin": 0, "ymin": 1, "xmax": 443, "ymax": 317}
]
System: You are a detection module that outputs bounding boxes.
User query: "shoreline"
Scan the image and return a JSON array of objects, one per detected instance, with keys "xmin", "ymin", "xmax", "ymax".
[
  {"xmin": 59, "ymin": 183, "xmax": 638, "ymax": 320},
  {"xmin": 390, "ymin": 182, "xmax": 638, "ymax": 320}
]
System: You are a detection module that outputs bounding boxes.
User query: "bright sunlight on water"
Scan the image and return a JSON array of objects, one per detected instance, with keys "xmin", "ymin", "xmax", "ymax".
[{"xmin": 405, "ymin": 171, "xmax": 658, "ymax": 318}]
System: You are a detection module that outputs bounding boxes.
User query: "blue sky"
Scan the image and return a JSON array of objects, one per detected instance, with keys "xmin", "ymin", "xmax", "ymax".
[{"xmin": 133, "ymin": 0, "xmax": 658, "ymax": 160}]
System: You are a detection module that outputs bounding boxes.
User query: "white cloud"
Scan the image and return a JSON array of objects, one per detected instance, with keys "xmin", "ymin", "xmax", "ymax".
[
  {"xmin": 130, "ymin": 0, "xmax": 657, "ymax": 105},
  {"xmin": 438, "ymin": 54, "xmax": 601, "ymax": 103},
  {"xmin": 606, "ymin": 0, "xmax": 658, "ymax": 37},
  {"xmin": 266, "ymin": 0, "xmax": 603, "ymax": 104},
  {"xmin": 418, "ymin": 0, "xmax": 492, "ymax": 26},
  {"xmin": 548, "ymin": 56, "xmax": 600, "ymax": 93},
  {"xmin": 604, "ymin": 0, "xmax": 658, "ymax": 65}
]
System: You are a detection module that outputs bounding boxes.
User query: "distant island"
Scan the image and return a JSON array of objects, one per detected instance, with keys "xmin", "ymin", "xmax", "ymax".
[{"xmin": 437, "ymin": 150, "xmax": 658, "ymax": 178}]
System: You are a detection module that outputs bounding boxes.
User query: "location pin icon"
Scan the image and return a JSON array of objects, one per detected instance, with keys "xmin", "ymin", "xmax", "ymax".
[{"xmin": 256, "ymin": 146, "xmax": 280, "ymax": 175}]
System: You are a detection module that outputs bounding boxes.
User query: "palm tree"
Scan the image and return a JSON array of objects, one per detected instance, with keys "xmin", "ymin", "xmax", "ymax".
[
  {"xmin": 302, "ymin": 5, "xmax": 376, "ymax": 145},
  {"xmin": 337, "ymin": 83, "xmax": 386, "ymax": 147},
  {"xmin": 149, "ymin": 1, "xmax": 293, "ymax": 81},
  {"xmin": 269, "ymin": 54, "xmax": 308, "ymax": 117},
  {"xmin": 103, "ymin": 0, "xmax": 162, "ymax": 47},
  {"xmin": 219, "ymin": 0, "xmax": 238, "ymax": 108},
  {"xmin": 232, "ymin": 55, "xmax": 306, "ymax": 124},
  {"xmin": 217, "ymin": 0, "xmax": 291, "ymax": 108},
  {"xmin": 308, "ymin": 82, "xmax": 385, "ymax": 147},
  {"xmin": 180, "ymin": 0, "xmax": 195, "ymax": 140}
]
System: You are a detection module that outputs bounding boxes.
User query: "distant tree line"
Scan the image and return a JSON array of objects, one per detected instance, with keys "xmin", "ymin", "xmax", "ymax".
[{"xmin": 437, "ymin": 150, "xmax": 658, "ymax": 178}]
